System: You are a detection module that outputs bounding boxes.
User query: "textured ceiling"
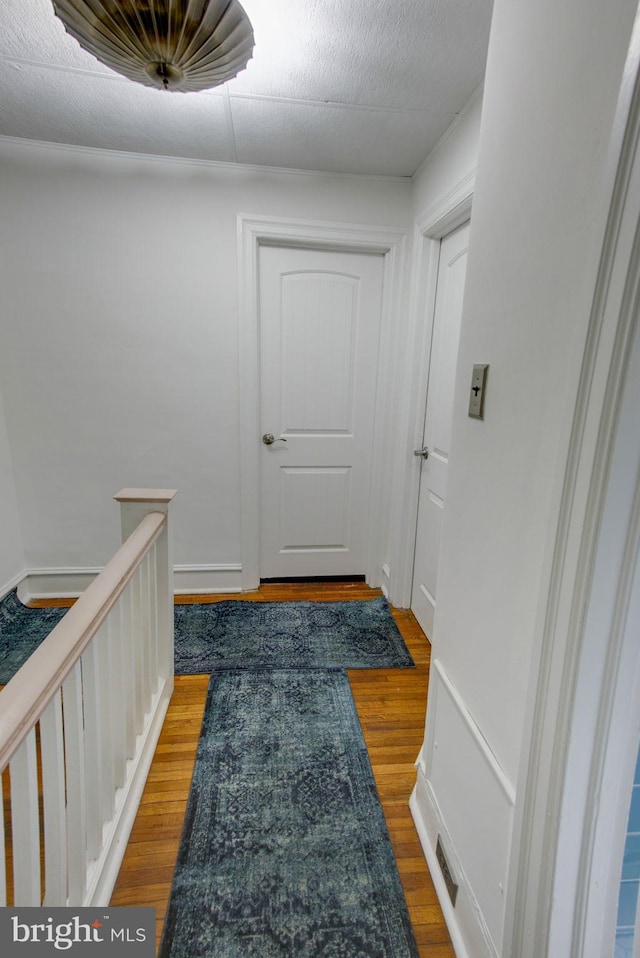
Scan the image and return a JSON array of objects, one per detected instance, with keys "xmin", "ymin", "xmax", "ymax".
[{"xmin": 0, "ymin": 0, "xmax": 493, "ymax": 176}]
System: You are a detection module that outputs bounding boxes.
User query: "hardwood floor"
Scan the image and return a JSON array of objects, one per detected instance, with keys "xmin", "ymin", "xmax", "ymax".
[{"xmin": 35, "ymin": 583, "xmax": 454, "ymax": 956}]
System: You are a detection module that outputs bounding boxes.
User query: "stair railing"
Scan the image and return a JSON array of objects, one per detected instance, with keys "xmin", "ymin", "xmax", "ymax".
[{"xmin": 0, "ymin": 489, "xmax": 176, "ymax": 907}]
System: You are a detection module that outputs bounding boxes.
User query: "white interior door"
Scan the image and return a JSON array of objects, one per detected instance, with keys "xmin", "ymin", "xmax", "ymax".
[
  {"xmin": 411, "ymin": 222, "xmax": 470, "ymax": 637},
  {"xmin": 259, "ymin": 245, "xmax": 385, "ymax": 579}
]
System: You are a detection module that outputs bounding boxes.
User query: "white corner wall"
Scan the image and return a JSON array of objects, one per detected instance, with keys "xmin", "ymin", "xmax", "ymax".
[
  {"xmin": 384, "ymin": 90, "xmax": 483, "ymax": 603},
  {"xmin": 409, "ymin": 0, "xmax": 639, "ymax": 955},
  {"xmin": 411, "ymin": 88, "xmax": 483, "ymax": 219},
  {"xmin": 0, "ymin": 142, "xmax": 411, "ymax": 593},
  {"xmin": 0, "ymin": 375, "xmax": 25, "ymax": 596}
]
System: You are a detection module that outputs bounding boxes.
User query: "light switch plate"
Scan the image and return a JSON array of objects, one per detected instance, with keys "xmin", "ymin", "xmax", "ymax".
[{"xmin": 468, "ymin": 364, "xmax": 489, "ymax": 419}]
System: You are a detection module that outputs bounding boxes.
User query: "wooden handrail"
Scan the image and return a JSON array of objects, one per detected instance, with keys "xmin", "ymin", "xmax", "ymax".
[{"xmin": 0, "ymin": 510, "xmax": 167, "ymax": 771}]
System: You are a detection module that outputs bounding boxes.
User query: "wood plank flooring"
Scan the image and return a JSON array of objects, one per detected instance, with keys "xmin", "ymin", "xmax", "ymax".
[{"xmin": 32, "ymin": 583, "xmax": 454, "ymax": 956}]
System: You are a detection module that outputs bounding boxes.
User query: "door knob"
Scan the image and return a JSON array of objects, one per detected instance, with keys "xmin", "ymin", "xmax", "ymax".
[
  {"xmin": 262, "ymin": 433, "xmax": 288, "ymax": 445},
  {"xmin": 413, "ymin": 446, "xmax": 429, "ymax": 459}
]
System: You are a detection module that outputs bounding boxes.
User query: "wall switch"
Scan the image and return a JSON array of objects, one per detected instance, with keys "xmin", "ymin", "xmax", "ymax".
[{"xmin": 468, "ymin": 363, "xmax": 489, "ymax": 419}]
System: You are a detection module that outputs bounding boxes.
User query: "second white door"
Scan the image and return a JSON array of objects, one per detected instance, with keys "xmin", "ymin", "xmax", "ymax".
[
  {"xmin": 258, "ymin": 245, "xmax": 385, "ymax": 579},
  {"xmin": 411, "ymin": 221, "xmax": 470, "ymax": 637}
]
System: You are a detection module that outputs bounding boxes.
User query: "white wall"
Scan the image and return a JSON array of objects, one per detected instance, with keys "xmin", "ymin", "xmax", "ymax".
[
  {"xmin": 0, "ymin": 373, "xmax": 25, "ymax": 596},
  {"xmin": 384, "ymin": 90, "xmax": 483, "ymax": 603},
  {"xmin": 411, "ymin": 88, "xmax": 483, "ymax": 218},
  {"xmin": 410, "ymin": 0, "xmax": 639, "ymax": 955},
  {"xmin": 0, "ymin": 141, "xmax": 411, "ymax": 591}
]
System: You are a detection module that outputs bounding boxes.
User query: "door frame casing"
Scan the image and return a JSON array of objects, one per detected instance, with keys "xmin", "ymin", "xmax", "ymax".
[
  {"xmin": 237, "ymin": 213, "xmax": 407, "ymax": 591},
  {"xmin": 389, "ymin": 174, "xmax": 474, "ymax": 608}
]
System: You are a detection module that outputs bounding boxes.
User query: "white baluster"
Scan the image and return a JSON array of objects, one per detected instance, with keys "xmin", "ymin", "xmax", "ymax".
[
  {"xmin": 138, "ymin": 560, "xmax": 151, "ymax": 712},
  {"xmin": 144, "ymin": 552, "xmax": 156, "ymax": 703},
  {"xmin": 63, "ymin": 662, "xmax": 87, "ymax": 905},
  {"xmin": 120, "ymin": 587, "xmax": 136, "ymax": 761},
  {"xmin": 0, "ymin": 772, "xmax": 5, "ymax": 907},
  {"xmin": 96, "ymin": 624, "xmax": 114, "ymax": 826},
  {"xmin": 80, "ymin": 644, "xmax": 102, "ymax": 862},
  {"xmin": 10, "ymin": 729, "xmax": 41, "ymax": 905},
  {"xmin": 40, "ymin": 692, "xmax": 67, "ymax": 905},
  {"xmin": 157, "ymin": 518, "xmax": 174, "ymax": 684},
  {"xmin": 149, "ymin": 546, "xmax": 159, "ymax": 691},
  {"xmin": 108, "ymin": 605, "xmax": 126, "ymax": 790},
  {"xmin": 131, "ymin": 574, "xmax": 145, "ymax": 736}
]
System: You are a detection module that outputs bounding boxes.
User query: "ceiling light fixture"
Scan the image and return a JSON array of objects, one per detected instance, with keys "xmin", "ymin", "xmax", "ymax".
[{"xmin": 51, "ymin": 0, "xmax": 254, "ymax": 92}]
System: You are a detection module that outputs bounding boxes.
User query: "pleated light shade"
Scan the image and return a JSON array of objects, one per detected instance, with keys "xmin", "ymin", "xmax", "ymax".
[{"xmin": 52, "ymin": 0, "xmax": 254, "ymax": 92}]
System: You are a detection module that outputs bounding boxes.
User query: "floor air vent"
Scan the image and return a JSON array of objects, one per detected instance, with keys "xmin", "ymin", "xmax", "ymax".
[{"xmin": 436, "ymin": 834, "xmax": 459, "ymax": 906}]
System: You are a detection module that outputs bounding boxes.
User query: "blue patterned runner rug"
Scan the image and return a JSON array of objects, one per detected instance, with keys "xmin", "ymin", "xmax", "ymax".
[
  {"xmin": 0, "ymin": 590, "xmax": 66, "ymax": 684},
  {"xmin": 159, "ymin": 669, "xmax": 419, "ymax": 958},
  {"xmin": 174, "ymin": 597, "xmax": 414, "ymax": 672},
  {"xmin": 0, "ymin": 593, "xmax": 413, "ymax": 683}
]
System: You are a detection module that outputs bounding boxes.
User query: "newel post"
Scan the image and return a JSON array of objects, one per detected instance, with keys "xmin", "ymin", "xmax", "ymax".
[{"xmin": 114, "ymin": 488, "xmax": 177, "ymax": 687}]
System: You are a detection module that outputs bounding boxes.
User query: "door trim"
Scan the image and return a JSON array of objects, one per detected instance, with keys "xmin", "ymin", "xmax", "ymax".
[
  {"xmin": 389, "ymin": 173, "xmax": 475, "ymax": 607},
  {"xmin": 237, "ymin": 214, "xmax": 407, "ymax": 590}
]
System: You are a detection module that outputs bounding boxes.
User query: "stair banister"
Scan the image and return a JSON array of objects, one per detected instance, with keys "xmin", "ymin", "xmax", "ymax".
[{"xmin": 0, "ymin": 488, "xmax": 176, "ymax": 907}]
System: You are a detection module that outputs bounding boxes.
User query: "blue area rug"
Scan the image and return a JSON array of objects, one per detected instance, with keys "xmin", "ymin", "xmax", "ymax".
[
  {"xmin": 174, "ymin": 597, "xmax": 414, "ymax": 672},
  {"xmin": 159, "ymin": 669, "xmax": 419, "ymax": 958},
  {"xmin": 0, "ymin": 590, "xmax": 66, "ymax": 684},
  {"xmin": 0, "ymin": 592, "xmax": 413, "ymax": 684}
]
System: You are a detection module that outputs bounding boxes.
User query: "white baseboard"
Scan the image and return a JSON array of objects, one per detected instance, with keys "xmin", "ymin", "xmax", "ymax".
[
  {"xmin": 410, "ymin": 779, "xmax": 472, "ymax": 958},
  {"xmin": 410, "ymin": 773, "xmax": 498, "ymax": 958},
  {"xmin": 18, "ymin": 568, "xmax": 103, "ymax": 602},
  {"xmin": 17, "ymin": 563, "xmax": 244, "ymax": 602},
  {"xmin": 0, "ymin": 568, "xmax": 27, "ymax": 601},
  {"xmin": 174, "ymin": 563, "xmax": 242, "ymax": 595},
  {"xmin": 410, "ymin": 659, "xmax": 515, "ymax": 958}
]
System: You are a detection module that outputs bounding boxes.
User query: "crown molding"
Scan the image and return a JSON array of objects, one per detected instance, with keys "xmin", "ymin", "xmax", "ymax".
[{"xmin": 0, "ymin": 134, "xmax": 411, "ymax": 185}]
